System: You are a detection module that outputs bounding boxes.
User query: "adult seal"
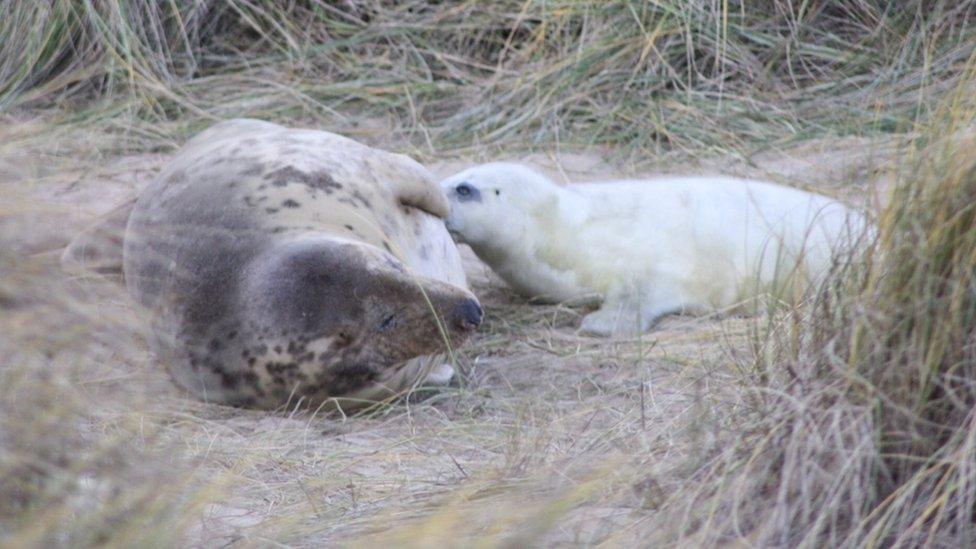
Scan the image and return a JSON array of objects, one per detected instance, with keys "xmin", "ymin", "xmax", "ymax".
[
  {"xmin": 440, "ymin": 162, "xmax": 871, "ymax": 336},
  {"xmin": 66, "ymin": 119, "xmax": 483, "ymax": 409}
]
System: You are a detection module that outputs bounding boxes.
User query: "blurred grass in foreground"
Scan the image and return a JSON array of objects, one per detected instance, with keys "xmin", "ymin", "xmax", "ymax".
[
  {"xmin": 3, "ymin": 1, "xmax": 976, "ymax": 546},
  {"xmin": 651, "ymin": 75, "xmax": 976, "ymax": 546}
]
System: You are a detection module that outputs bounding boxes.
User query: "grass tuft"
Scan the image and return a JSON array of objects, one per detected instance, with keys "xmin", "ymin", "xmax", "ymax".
[
  {"xmin": 3, "ymin": 1, "xmax": 976, "ymax": 545},
  {"xmin": 649, "ymin": 89, "xmax": 976, "ymax": 546},
  {"xmin": 3, "ymin": 1, "xmax": 975, "ymax": 156}
]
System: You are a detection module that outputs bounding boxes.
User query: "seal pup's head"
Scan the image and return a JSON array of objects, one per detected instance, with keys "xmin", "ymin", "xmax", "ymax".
[{"xmin": 439, "ymin": 162, "xmax": 561, "ymax": 249}]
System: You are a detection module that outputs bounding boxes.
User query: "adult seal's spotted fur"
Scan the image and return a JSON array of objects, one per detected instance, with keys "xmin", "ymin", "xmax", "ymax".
[
  {"xmin": 441, "ymin": 162, "xmax": 872, "ymax": 336},
  {"xmin": 65, "ymin": 119, "xmax": 483, "ymax": 410}
]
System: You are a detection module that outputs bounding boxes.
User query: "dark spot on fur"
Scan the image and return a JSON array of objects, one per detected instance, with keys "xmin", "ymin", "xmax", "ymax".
[
  {"xmin": 309, "ymin": 171, "xmax": 343, "ymax": 192},
  {"xmin": 294, "ymin": 342, "xmax": 314, "ymax": 357},
  {"xmin": 266, "ymin": 361, "xmax": 298, "ymax": 376},
  {"xmin": 263, "ymin": 166, "xmax": 343, "ymax": 194},
  {"xmin": 321, "ymin": 362, "xmax": 378, "ymax": 394},
  {"xmin": 274, "ymin": 345, "xmax": 283, "ymax": 354},
  {"xmin": 265, "ymin": 166, "xmax": 305, "ymax": 187},
  {"xmin": 382, "ymin": 241, "xmax": 392, "ymax": 252},
  {"xmin": 264, "ymin": 360, "xmax": 302, "ymax": 386},
  {"xmin": 219, "ymin": 372, "xmax": 240, "ymax": 389},
  {"xmin": 351, "ymin": 189, "xmax": 371, "ymax": 208},
  {"xmin": 265, "ymin": 207, "xmax": 279, "ymax": 214},
  {"xmin": 227, "ymin": 330, "xmax": 238, "ymax": 340},
  {"xmin": 282, "ymin": 199, "xmax": 300, "ymax": 208},
  {"xmin": 344, "ymin": 224, "xmax": 354, "ymax": 231},
  {"xmin": 209, "ymin": 337, "xmax": 223, "ymax": 352},
  {"xmin": 239, "ymin": 162, "xmax": 265, "ymax": 177},
  {"xmin": 271, "ymin": 226, "xmax": 287, "ymax": 233}
]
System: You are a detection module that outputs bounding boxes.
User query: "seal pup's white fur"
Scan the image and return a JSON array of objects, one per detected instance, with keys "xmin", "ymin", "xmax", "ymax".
[{"xmin": 441, "ymin": 162, "xmax": 871, "ymax": 336}]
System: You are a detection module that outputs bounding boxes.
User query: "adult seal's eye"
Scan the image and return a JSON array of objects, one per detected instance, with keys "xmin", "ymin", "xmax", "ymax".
[
  {"xmin": 456, "ymin": 183, "xmax": 473, "ymax": 196},
  {"xmin": 378, "ymin": 313, "xmax": 397, "ymax": 332}
]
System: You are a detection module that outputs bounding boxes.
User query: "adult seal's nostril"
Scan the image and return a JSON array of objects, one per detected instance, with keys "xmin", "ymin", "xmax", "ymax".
[{"xmin": 454, "ymin": 298, "xmax": 483, "ymax": 330}]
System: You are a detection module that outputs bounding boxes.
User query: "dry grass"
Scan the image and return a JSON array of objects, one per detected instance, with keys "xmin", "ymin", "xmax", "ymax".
[
  {"xmin": 4, "ymin": 0, "xmax": 975, "ymax": 158},
  {"xmin": 657, "ymin": 125, "xmax": 976, "ymax": 546},
  {"xmin": 2, "ymin": 1, "xmax": 976, "ymax": 547}
]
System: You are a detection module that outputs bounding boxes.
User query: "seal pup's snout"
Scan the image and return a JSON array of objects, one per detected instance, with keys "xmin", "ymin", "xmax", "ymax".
[
  {"xmin": 442, "ymin": 210, "xmax": 461, "ymax": 240},
  {"xmin": 453, "ymin": 298, "xmax": 483, "ymax": 331}
]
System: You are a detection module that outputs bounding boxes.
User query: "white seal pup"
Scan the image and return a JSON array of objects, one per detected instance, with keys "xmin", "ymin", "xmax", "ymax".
[
  {"xmin": 440, "ymin": 162, "xmax": 870, "ymax": 336},
  {"xmin": 64, "ymin": 119, "xmax": 482, "ymax": 409}
]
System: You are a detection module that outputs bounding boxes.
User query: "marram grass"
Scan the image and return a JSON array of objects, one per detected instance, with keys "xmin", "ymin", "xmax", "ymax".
[
  {"xmin": 3, "ymin": 1, "xmax": 976, "ymax": 547},
  {"xmin": 655, "ymin": 88, "xmax": 976, "ymax": 545},
  {"xmin": 2, "ymin": 0, "xmax": 975, "ymax": 156}
]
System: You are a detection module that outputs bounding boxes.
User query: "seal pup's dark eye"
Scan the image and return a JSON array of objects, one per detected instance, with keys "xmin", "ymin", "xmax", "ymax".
[{"xmin": 454, "ymin": 182, "xmax": 481, "ymax": 202}]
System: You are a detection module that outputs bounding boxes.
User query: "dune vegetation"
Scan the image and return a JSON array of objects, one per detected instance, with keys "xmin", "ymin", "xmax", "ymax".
[{"xmin": 2, "ymin": 1, "xmax": 975, "ymax": 546}]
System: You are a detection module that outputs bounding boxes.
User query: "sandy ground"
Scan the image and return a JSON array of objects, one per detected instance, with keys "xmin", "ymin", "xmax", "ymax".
[{"xmin": 0, "ymin": 128, "xmax": 897, "ymax": 545}]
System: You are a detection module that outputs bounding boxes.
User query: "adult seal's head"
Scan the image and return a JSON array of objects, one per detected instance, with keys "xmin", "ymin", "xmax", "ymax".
[{"xmin": 226, "ymin": 234, "xmax": 483, "ymax": 403}]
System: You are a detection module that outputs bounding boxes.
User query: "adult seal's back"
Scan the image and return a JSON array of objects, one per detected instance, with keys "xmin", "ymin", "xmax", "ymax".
[{"xmin": 117, "ymin": 119, "xmax": 482, "ymax": 409}]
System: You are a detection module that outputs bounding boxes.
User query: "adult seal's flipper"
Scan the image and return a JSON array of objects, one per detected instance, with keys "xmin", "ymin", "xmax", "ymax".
[
  {"xmin": 60, "ymin": 197, "xmax": 137, "ymax": 277},
  {"xmin": 378, "ymin": 154, "xmax": 451, "ymax": 219}
]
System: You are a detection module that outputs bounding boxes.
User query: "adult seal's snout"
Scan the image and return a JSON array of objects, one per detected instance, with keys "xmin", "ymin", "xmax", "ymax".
[{"xmin": 454, "ymin": 298, "xmax": 483, "ymax": 331}]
